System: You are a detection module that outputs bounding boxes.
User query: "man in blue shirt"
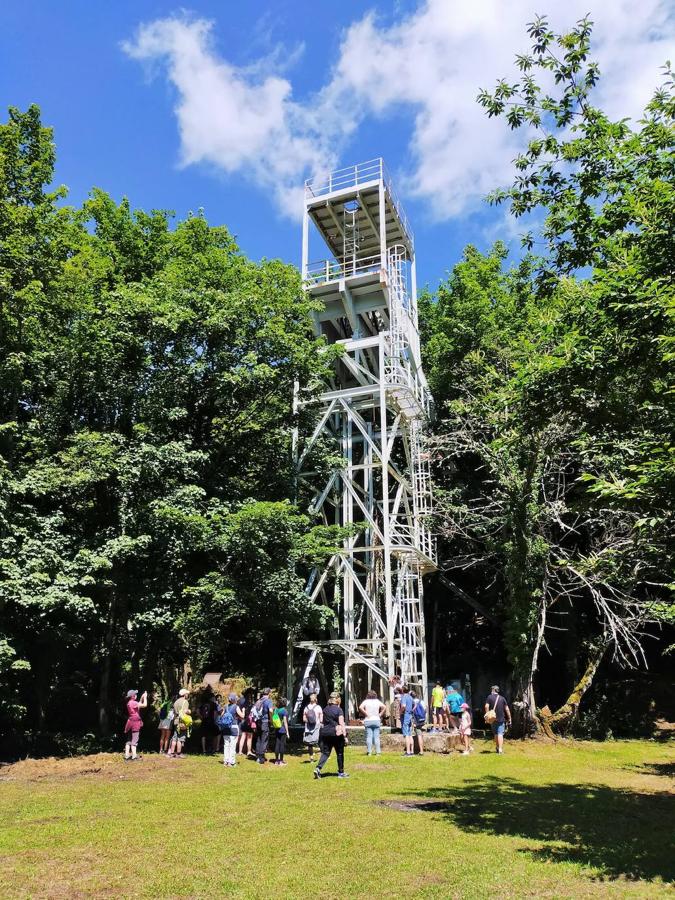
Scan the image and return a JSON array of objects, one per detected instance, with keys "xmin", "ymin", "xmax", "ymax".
[{"xmin": 399, "ymin": 686, "xmax": 415, "ymax": 756}]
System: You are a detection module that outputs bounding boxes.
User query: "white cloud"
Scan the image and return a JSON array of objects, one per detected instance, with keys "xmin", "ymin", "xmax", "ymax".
[
  {"xmin": 122, "ymin": 16, "xmax": 339, "ymax": 218},
  {"xmin": 123, "ymin": 2, "xmax": 674, "ymax": 221}
]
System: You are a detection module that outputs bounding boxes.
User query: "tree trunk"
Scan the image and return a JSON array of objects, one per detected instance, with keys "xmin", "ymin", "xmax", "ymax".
[
  {"xmin": 541, "ymin": 640, "xmax": 609, "ymax": 735},
  {"xmin": 98, "ymin": 594, "xmax": 119, "ymax": 736}
]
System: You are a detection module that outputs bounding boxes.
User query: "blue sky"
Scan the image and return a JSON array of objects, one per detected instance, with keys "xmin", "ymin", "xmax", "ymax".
[{"xmin": 1, "ymin": 1, "xmax": 672, "ymax": 289}]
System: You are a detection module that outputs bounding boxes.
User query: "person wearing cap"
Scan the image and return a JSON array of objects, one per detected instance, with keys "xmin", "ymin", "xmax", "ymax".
[
  {"xmin": 168, "ymin": 688, "xmax": 191, "ymax": 758},
  {"xmin": 459, "ymin": 702, "xmax": 473, "ymax": 755},
  {"xmin": 124, "ymin": 689, "xmax": 148, "ymax": 761},
  {"xmin": 484, "ymin": 685, "xmax": 511, "ymax": 754},
  {"xmin": 221, "ymin": 692, "xmax": 244, "ymax": 767},
  {"xmin": 314, "ymin": 690, "xmax": 349, "ymax": 779}
]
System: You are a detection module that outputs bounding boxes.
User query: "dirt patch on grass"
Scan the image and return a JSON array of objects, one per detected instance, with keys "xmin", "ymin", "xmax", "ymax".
[
  {"xmin": 375, "ymin": 799, "xmax": 452, "ymax": 813},
  {"xmin": 0, "ymin": 752, "xmax": 181, "ymax": 783},
  {"xmin": 352, "ymin": 763, "xmax": 393, "ymax": 771}
]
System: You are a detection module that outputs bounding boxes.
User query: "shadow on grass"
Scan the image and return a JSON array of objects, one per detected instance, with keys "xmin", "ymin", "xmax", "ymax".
[
  {"xmin": 396, "ymin": 777, "xmax": 675, "ymax": 884},
  {"xmin": 629, "ymin": 761, "xmax": 675, "ymax": 778}
]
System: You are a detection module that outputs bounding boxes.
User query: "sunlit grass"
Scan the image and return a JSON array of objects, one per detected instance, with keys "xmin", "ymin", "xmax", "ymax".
[{"xmin": 0, "ymin": 738, "xmax": 672, "ymax": 898}]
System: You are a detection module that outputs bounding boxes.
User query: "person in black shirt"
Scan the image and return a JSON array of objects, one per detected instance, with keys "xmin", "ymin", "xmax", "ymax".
[
  {"xmin": 484, "ymin": 685, "xmax": 511, "ymax": 754},
  {"xmin": 314, "ymin": 691, "xmax": 349, "ymax": 779}
]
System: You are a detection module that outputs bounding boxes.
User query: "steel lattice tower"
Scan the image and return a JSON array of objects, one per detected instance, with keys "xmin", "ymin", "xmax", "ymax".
[{"xmin": 289, "ymin": 159, "xmax": 436, "ymax": 717}]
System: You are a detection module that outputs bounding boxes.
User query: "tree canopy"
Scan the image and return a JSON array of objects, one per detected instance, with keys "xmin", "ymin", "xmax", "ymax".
[
  {"xmin": 423, "ymin": 15, "xmax": 674, "ymax": 732},
  {"xmin": 0, "ymin": 105, "xmax": 339, "ymax": 737}
]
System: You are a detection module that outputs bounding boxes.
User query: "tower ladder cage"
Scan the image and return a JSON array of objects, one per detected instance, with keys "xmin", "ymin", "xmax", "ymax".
[{"xmin": 290, "ymin": 158, "xmax": 437, "ymax": 722}]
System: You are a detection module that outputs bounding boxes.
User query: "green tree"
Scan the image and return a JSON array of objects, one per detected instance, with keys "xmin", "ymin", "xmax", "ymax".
[
  {"xmin": 424, "ymin": 17, "xmax": 674, "ymax": 731},
  {"xmin": 0, "ymin": 105, "xmax": 339, "ymax": 737}
]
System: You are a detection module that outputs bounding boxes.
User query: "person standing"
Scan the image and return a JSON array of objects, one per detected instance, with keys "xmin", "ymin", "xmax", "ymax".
[
  {"xmin": 302, "ymin": 670, "xmax": 320, "ymax": 701},
  {"xmin": 168, "ymin": 688, "xmax": 191, "ymax": 758},
  {"xmin": 459, "ymin": 702, "xmax": 473, "ymax": 754},
  {"xmin": 431, "ymin": 680, "xmax": 445, "ymax": 732},
  {"xmin": 199, "ymin": 688, "xmax": 219, "ymax": 755},
  {"xmin": 124, "ymin": 689, "xmax": 148, "ymax": 761},
  {"xmin": 411, "ymin": 690, "xmax": 427, "ymax": 755},
  {"xmin": 390, "ymin": 688, "xmax": 402, "ymax": 732},
  {"xmin": 302, "ymin": 692, "xmax": 322, "ymax": 764},
  {"xmin": 157, "ymin": 695, "xmax": 174, "ymax": 754},
  {"xmin": 484, "ymin": 685, "xmax": 511, "ymax": 754},
  {"xmin": 272, "ymin": 697, "xmax": 290, "ymax": 765},
  {"xmin": 359, "ymin": 690, "xmax": 386, "ymax": 756},
  {"xmin": 399, "ymin": 685, "xmax": 414, "ymax": 757},
  {"xmin": 254, "ymin": 687, "xmax": 274, "ymax": 765},
  {"xmin": 236, "ymin": 688, "xmax": 254, "ymax": 758},
  {"xmin": 314, "ymin": 691, "xmax": 349, "ymax": 779},
  {"xmin": 446, "ymin": 684, "xmax": 465, "ymax": 731},
  {"xmin": 217, "ymin": 692, "xmax": 243, "ymax": 767}
]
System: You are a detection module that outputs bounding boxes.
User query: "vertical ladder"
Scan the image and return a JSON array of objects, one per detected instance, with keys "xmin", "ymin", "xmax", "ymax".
[{"xmin": 343, "ymin": 201, "xmax": 360, "ymax": 276}]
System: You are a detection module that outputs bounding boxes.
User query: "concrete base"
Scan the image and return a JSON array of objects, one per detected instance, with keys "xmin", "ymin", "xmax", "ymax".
[
  {"xmin": 290, "ymin": 725, "xmax": 469, "ymax": 753},
  {"xmin": 378, "ymin": 731, "xmax": 464, "ymax": 753}
]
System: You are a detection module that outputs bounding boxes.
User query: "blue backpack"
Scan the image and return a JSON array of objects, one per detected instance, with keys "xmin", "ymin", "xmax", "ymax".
[
  {"xmin": 216, "ymin": 705, "xmax": 235, "ymax": 733},
  {"xmin": 413, "ymin": 700, "xmax": 426, "ymax": 724}
]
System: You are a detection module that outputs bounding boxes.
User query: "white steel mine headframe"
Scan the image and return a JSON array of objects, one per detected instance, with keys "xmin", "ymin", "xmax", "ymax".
[{"xmin": 289, "ymin": 159, "xmax": 437, "ymax": 718}]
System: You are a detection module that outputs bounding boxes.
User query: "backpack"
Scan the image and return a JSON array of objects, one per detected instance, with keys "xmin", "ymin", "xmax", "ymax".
[
  {"xmin": 413, "ymin": 700, "xmax": 426, "ymax": 724},
  {"xmin": 216, "ymin": 706, "xmax": 235, "ymax": 733},
  {"xmin": 271, "ymin": 708, "xmax": 282, "ymax": 730},
  {"xmin": 485, "ymin": 695, "xmax": 501, "ymax": 724},
  {"xmin": 250, "ymin": 699, "xmax": 265, "ymax": 724},
  {"xmin": 178, "ymin": 711, "xmax": 193, "ymax": 736},
  {"xmin": 305, "ymin": 706, "xmax": 317, "ymax": 728}
]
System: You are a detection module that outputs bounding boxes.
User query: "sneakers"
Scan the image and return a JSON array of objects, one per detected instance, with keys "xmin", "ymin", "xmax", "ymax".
[
  {"xmin": 313, "ymin": 767, "xmax": 322, "ymax": 779},
  {"xmin": 461, "ymin": 750, "xmax": 470, "ymax": 755},
  {"xmin": 337, "ymin": 772, "xmax": 350, "ymax": 778}
]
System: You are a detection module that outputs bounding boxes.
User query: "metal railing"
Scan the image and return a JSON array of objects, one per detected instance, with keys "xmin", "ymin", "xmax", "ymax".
[
  {"xmin": 305, "ymin": 253, "xmax": 382, "ymax": 286},
  {"xmin": 305, "ymin": 158, "xmax": 414, "ymax": 246},
  {"xmin": 305, "ymin": 158, "xmax": 382, "ymax": 198}
]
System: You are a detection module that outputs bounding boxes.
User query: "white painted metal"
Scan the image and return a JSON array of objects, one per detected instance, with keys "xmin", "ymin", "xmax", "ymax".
[{"xmin": 294, "ymin": 158, "xmax": 436, "ymax": 719}]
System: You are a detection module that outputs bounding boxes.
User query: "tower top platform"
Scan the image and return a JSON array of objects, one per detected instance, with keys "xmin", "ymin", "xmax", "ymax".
[{"xmin": 304, "ymin": 158, "xmax": 413, "ymax": 268}]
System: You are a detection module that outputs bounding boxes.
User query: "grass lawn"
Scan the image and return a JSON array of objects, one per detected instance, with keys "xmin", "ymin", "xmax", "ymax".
[{"xmin": 0, "ymin": 737, "xmax": 673, "ymax": 898}]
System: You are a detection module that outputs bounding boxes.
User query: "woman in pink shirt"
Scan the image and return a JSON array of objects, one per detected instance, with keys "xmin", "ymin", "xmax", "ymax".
[{"xmin": 124, "ymin": 689, "xmax": 148, "ymax": 761}]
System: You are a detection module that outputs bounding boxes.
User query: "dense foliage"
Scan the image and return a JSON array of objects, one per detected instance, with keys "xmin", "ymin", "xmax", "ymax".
[
  {"xmin": 0, "ymin": 15, "xmax": 672, "ymax": 746},
  {"xmin": 422, "ymin": 16, "xmax": 674, "ymax": 730},
  {"xmin": 0, "ymin": 106, "xmax": 339, "ymax": 736}
]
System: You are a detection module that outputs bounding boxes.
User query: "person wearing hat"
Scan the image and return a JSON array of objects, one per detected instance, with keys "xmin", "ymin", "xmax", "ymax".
[
  {"xmin": 484, "ymin": 685, "xmax": 511, "ymax": 754},
  {"xmin": 220, "ymin": 692, "xmax": 244, "ymax": 767},
  {"xmin": 124, "ymin": 689, "xmax": 148, "ymax": 761},
  {"xmin": 459, "ymin": 702, "xmax": 473, "ymax": 755},
  {"xmin": 168, "ymin": 688, "xmax": 191, "ymax": 758},
  {"xmin": 314, "ymin": 690, "xmax": 349, "ymax": 779}
]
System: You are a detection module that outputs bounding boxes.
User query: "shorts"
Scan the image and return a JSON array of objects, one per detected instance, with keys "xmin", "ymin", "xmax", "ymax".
[
  {"xmin": 401, "ymin": 719, "xmax": 413, "ymax": 737},
  {"xmin": 158, "ymin": 718, "xmax": 172, "ymax": 730},
  {"xmin": 491, "ymin": 723, "xmax": 505, "ymax": 736},
  {"xmin": 433, "ymin": 706, "xmax": 443, "ymax": 716},
  {"xmin": 173, "ymin": 729, "xmax": 188, "ymax": 744}
]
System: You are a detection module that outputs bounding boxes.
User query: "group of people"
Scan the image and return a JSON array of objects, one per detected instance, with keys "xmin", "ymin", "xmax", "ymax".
[{"xmin": 123, "ymin": 678, "xmax": 512, "ymax": 769}]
